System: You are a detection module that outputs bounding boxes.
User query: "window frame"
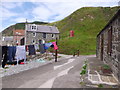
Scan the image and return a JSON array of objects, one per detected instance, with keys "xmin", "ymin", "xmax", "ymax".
[
  {"xmin": 107, "ymin": 26, "xmax": 112, "ymax": 56},
  {"xmin": 43, "ymin": 33, "xmax": 46, "ymax": 38},
  {"xmin": 31, "ymin": 25, "xmax": 37, "ymax": 30},
  {"xmin": 52, "ymin": 34, "xmax": 55, "ymax": 38},
  {"xmin": 33, "ymin": 32, "xmax": 36, "ymax": 37}
]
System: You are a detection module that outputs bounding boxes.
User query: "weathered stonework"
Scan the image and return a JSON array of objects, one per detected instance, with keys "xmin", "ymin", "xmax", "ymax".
[
  {"xmin": 97, "ymin": 9, "xmax": 120, "ymax": 82},
  {"xmin": 25, "ymin": 24, "xmax": 60, "ymax": 45},
  {"xmin": 26, "ymin": 32, "xmax": 59, "ymax": 45}
]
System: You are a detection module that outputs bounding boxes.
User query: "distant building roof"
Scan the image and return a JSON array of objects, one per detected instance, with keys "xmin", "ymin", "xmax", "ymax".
[
  {"xmin": 13, "ymin": 29, "xmax": 25, "ymax": 36},
  {"xmin": 26, "ymin": 24, "xmax": 60, "ymax": 34},
  {"xmin": 2, "ymin": 36, "xmax": 13, "ymax": 41}
]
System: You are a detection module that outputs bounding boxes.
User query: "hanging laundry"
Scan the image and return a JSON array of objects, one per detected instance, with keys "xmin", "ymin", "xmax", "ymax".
[
  {"xmin": 20, "ymin": 62, "xmax": 24, "ymax": 64},
  {"xmin": 52, "ymin": 42, "xmax": 58, "ymax": 50},
  {"xmin": 15, "ymin": 46, "xmax": 26, "ymax": 62},
  {"xmin": 39, "ymin": 40, "xmax": 45, "ymax": 54},
  {"xmin": 25, "ymin": 45, "xmax": 28, "ymax": 51},
  {"xmin": 7, "ymin": 46, "xmax": 16, "ymax": 62},
  {"xmin": 12, "ymin": 46, "xmax": 16, "ymax": 60},
  {"xmin": 0, "ymin": 46, "xmax": 2, "ymax": 65},
  {"xmin": 34, "ymin": 44, "xmax": 39, "ymax": 51},
  {"xmin": 39, "ymin": 44, "xmax": 45, "ymax": 54},
  {"xmin": 44, "ymin": 42, "xmax": 53, "ymax": 50},
  {"xmin": 28, "ymin": 45, "xmax": 36, "ymax": 55},
  {"xmin": 2, "ymin": 46, "xmax": 8, "ymax": 68}
]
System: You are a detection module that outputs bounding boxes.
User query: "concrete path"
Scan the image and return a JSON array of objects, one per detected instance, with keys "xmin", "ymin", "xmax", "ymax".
[{"xmin": 2, "ymin": 55, "xmax": 90, "ymax": 88}]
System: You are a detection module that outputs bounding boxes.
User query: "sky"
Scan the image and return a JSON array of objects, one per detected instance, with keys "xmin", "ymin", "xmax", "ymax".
[{"xmin": 0, "ymin": 0, "xmax": 119, "ymax": 32}]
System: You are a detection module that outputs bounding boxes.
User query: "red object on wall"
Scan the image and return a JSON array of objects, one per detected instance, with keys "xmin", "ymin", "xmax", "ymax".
[{"xmin": 70, "ymin": 30, "xmax": 74, "ymax": 37}]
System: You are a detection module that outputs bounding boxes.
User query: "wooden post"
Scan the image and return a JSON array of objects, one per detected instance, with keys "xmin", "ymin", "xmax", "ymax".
[
  {"xmin": 73, "ymin": 52, "xmax": 75, "ymax": 57},
  {"xmin": 77, "ymin": 50, "xmax": 80, "ymax": 56},
  {"xmin": 55, "ymin": 38, "xmax": 58, "ymax": 62}
]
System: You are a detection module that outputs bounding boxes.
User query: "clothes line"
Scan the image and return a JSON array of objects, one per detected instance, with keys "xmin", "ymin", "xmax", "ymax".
[{"xmin": 1, "ymin": 42, "xmax": 58, "ymax": 68}]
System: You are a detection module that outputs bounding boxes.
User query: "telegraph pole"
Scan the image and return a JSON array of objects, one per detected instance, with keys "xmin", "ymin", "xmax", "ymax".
[
  {"xmin": 23, "ymin": 19, "xmax": 27, "ymax": 64},
  {"xmin": 25, "ymin": 19, "xmax": 27, "ymax": 45}
]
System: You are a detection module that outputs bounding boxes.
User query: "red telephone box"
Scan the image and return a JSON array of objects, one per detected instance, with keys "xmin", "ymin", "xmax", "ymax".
[{"xmin": 70, "ymin": 30, "xmax": 74, "ymax": 37}]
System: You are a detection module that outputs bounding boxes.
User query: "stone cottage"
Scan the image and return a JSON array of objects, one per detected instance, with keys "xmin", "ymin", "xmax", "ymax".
[
  {"xmin": 25, "ymin": 24, "xmax": 60, "ymax": 45},
  {"xmin": 96, "ymin": 9, "xmax": 120, "ymax": 82},
  {"xmin": 2, "ymin": 36, "xmax": 14, "ymax": 46}
]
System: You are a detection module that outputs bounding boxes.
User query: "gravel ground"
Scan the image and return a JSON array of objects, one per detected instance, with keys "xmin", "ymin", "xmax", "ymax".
[{"xmin": 0, "ymin": 54, "xmax": 73, "ymax": 78}]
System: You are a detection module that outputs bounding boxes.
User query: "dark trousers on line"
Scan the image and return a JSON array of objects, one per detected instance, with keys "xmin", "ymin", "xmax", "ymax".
[{"xmin": 2, "ymin": 46, "xmax": 8, "ymax": 68}]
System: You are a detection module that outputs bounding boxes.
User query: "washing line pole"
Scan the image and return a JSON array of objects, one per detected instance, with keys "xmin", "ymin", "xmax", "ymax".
[{"xmin": 55, "ymin": 37, "xmax": 58, "ymax": 62}]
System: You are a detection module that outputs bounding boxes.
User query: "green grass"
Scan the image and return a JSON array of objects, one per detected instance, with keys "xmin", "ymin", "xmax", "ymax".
[
  {"xmin": 2, "ymin": 6, "xmax": 120, "ymax": 55},
  {"xmin": 49, "ymin": 6, "xmax": 120, "ymax": 55}
]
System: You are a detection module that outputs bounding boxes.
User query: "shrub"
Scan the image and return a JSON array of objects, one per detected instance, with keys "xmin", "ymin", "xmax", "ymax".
[
  {"xmin": 98, "ymin": 84, "xmax": 103, "ymax": 88},
  {"xmin": 82, "ymin": 64, "xmax": 87, "ymax": 69},
  {"xmin": 80, "ymin": 69, "xmax": 86, "ymax": 75},
  {"xmin": 102, "ymin": 64, "xmax": 110, "ymax": 69}
]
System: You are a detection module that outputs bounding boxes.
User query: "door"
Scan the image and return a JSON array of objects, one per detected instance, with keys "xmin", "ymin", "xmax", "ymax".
[
  {"xmin": 20, "ymin": 38, "xmax": 24, "ymax": 45},
  {"xmin": 101, "ymin": 34, "xmax": 104, "ymax": 61}
]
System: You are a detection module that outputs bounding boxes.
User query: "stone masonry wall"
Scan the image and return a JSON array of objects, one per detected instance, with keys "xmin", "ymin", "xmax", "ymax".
[
  {"xmin": 26, "ymin": 32, "xmax": 59, "ymax": 45},
  {"xmin": 97, "ymin": 13, "xmax": 120, "ymax": 82}
]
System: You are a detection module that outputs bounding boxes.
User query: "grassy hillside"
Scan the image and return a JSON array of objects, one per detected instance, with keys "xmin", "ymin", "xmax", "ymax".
[
  {"xmin": 2, "ymin": 6, "xmax": 120, "ymax": 55},
  {"xmin": 50, "ymin": 7, "xmax": 120, "ymax": 55},
  {"xmin": 2, "ymin": 21, "xmax": 48, "ymax": 36}
]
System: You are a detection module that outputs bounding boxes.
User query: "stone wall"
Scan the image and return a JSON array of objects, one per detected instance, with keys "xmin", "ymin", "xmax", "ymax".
[
  {"xmin": 26, "ymin": 32, "xmax": 59, "ymax": 45},
  {"xmin": 97, "ymin": 10, "xmax": 120, "ymax": 82}
]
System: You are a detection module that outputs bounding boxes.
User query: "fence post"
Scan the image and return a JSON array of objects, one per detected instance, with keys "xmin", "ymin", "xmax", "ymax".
[
  {"xmin": 77, "ymin": 50, "xmax": 80, "ymax": 56},
  {"xmin": 73, "ymin": 52, "xmax": 75, "ymax": 57}
]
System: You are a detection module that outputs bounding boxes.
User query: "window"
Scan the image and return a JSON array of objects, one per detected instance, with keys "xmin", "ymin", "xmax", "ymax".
[
  {"xmin": 52, "ymin": 34, "xmax": 54, "ymax": 38},
  {"xmin": 33, "ymin": 40, "xmax": 34, "ymax": 43},
  {"xmin": 31, "ymin": 25, "xmax": 37, "ymax": 30},
  {"xmin": 33, "ymin": 33, "xmax": 36, "ymax": 37},
  {"xmin": 43, "ymin": 33, "xmax": 46, "ymax": 38},
  {"xmin": 107, "ymin": 27, "xmax": 112, "ymax": 56},
  {"xmin": 32, "ymin": 39, "xmax": 35, "ymax": 44}
]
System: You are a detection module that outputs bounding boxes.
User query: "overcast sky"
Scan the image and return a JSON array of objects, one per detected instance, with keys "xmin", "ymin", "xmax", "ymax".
[{"xmin": 0, "ymin": 0, "xmax": 119, "ymax": 32}]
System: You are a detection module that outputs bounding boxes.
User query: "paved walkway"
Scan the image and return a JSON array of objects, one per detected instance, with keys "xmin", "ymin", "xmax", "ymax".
[
  {"xmin": 86, "ymin": 57, "xmax": 119, "ymax": 87},
  {"xmin": 0, "ymin": 54, "xmax": 73, "ymax": 77},
  {"xmin": 2, "ymin": 55, "xmax": 88, "ymax": 88},
  {"xmin": 1, "ymin": 54, "xmax": 119, "ymax": 89}
]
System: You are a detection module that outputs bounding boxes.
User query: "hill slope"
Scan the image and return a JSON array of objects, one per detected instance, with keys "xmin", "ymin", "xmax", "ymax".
[
  {"xmin": 2, "ymin": 21, "xmax": 48, "ymax": 36},
  {"xmin": 51, "ymin": 7, "xmax": 120, "ymax": 55},
  {"xmin": 2, "ymin": 7, "xmax": 120, "ymax": 55}
]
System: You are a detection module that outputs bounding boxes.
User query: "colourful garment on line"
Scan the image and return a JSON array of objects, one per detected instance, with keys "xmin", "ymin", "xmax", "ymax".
[
  {"xmin": 52, "ymin": 42, "xmax": 58, "ymax": 50},
  {"xmin": 44, "ymin": 43, "xmax": 53, "ymax": 50}
]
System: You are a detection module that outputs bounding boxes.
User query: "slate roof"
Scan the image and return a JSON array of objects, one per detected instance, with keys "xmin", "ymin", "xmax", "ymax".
[{"xmin": 26, "ymin": 24, "xmax": 60, "ymax": 34}]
